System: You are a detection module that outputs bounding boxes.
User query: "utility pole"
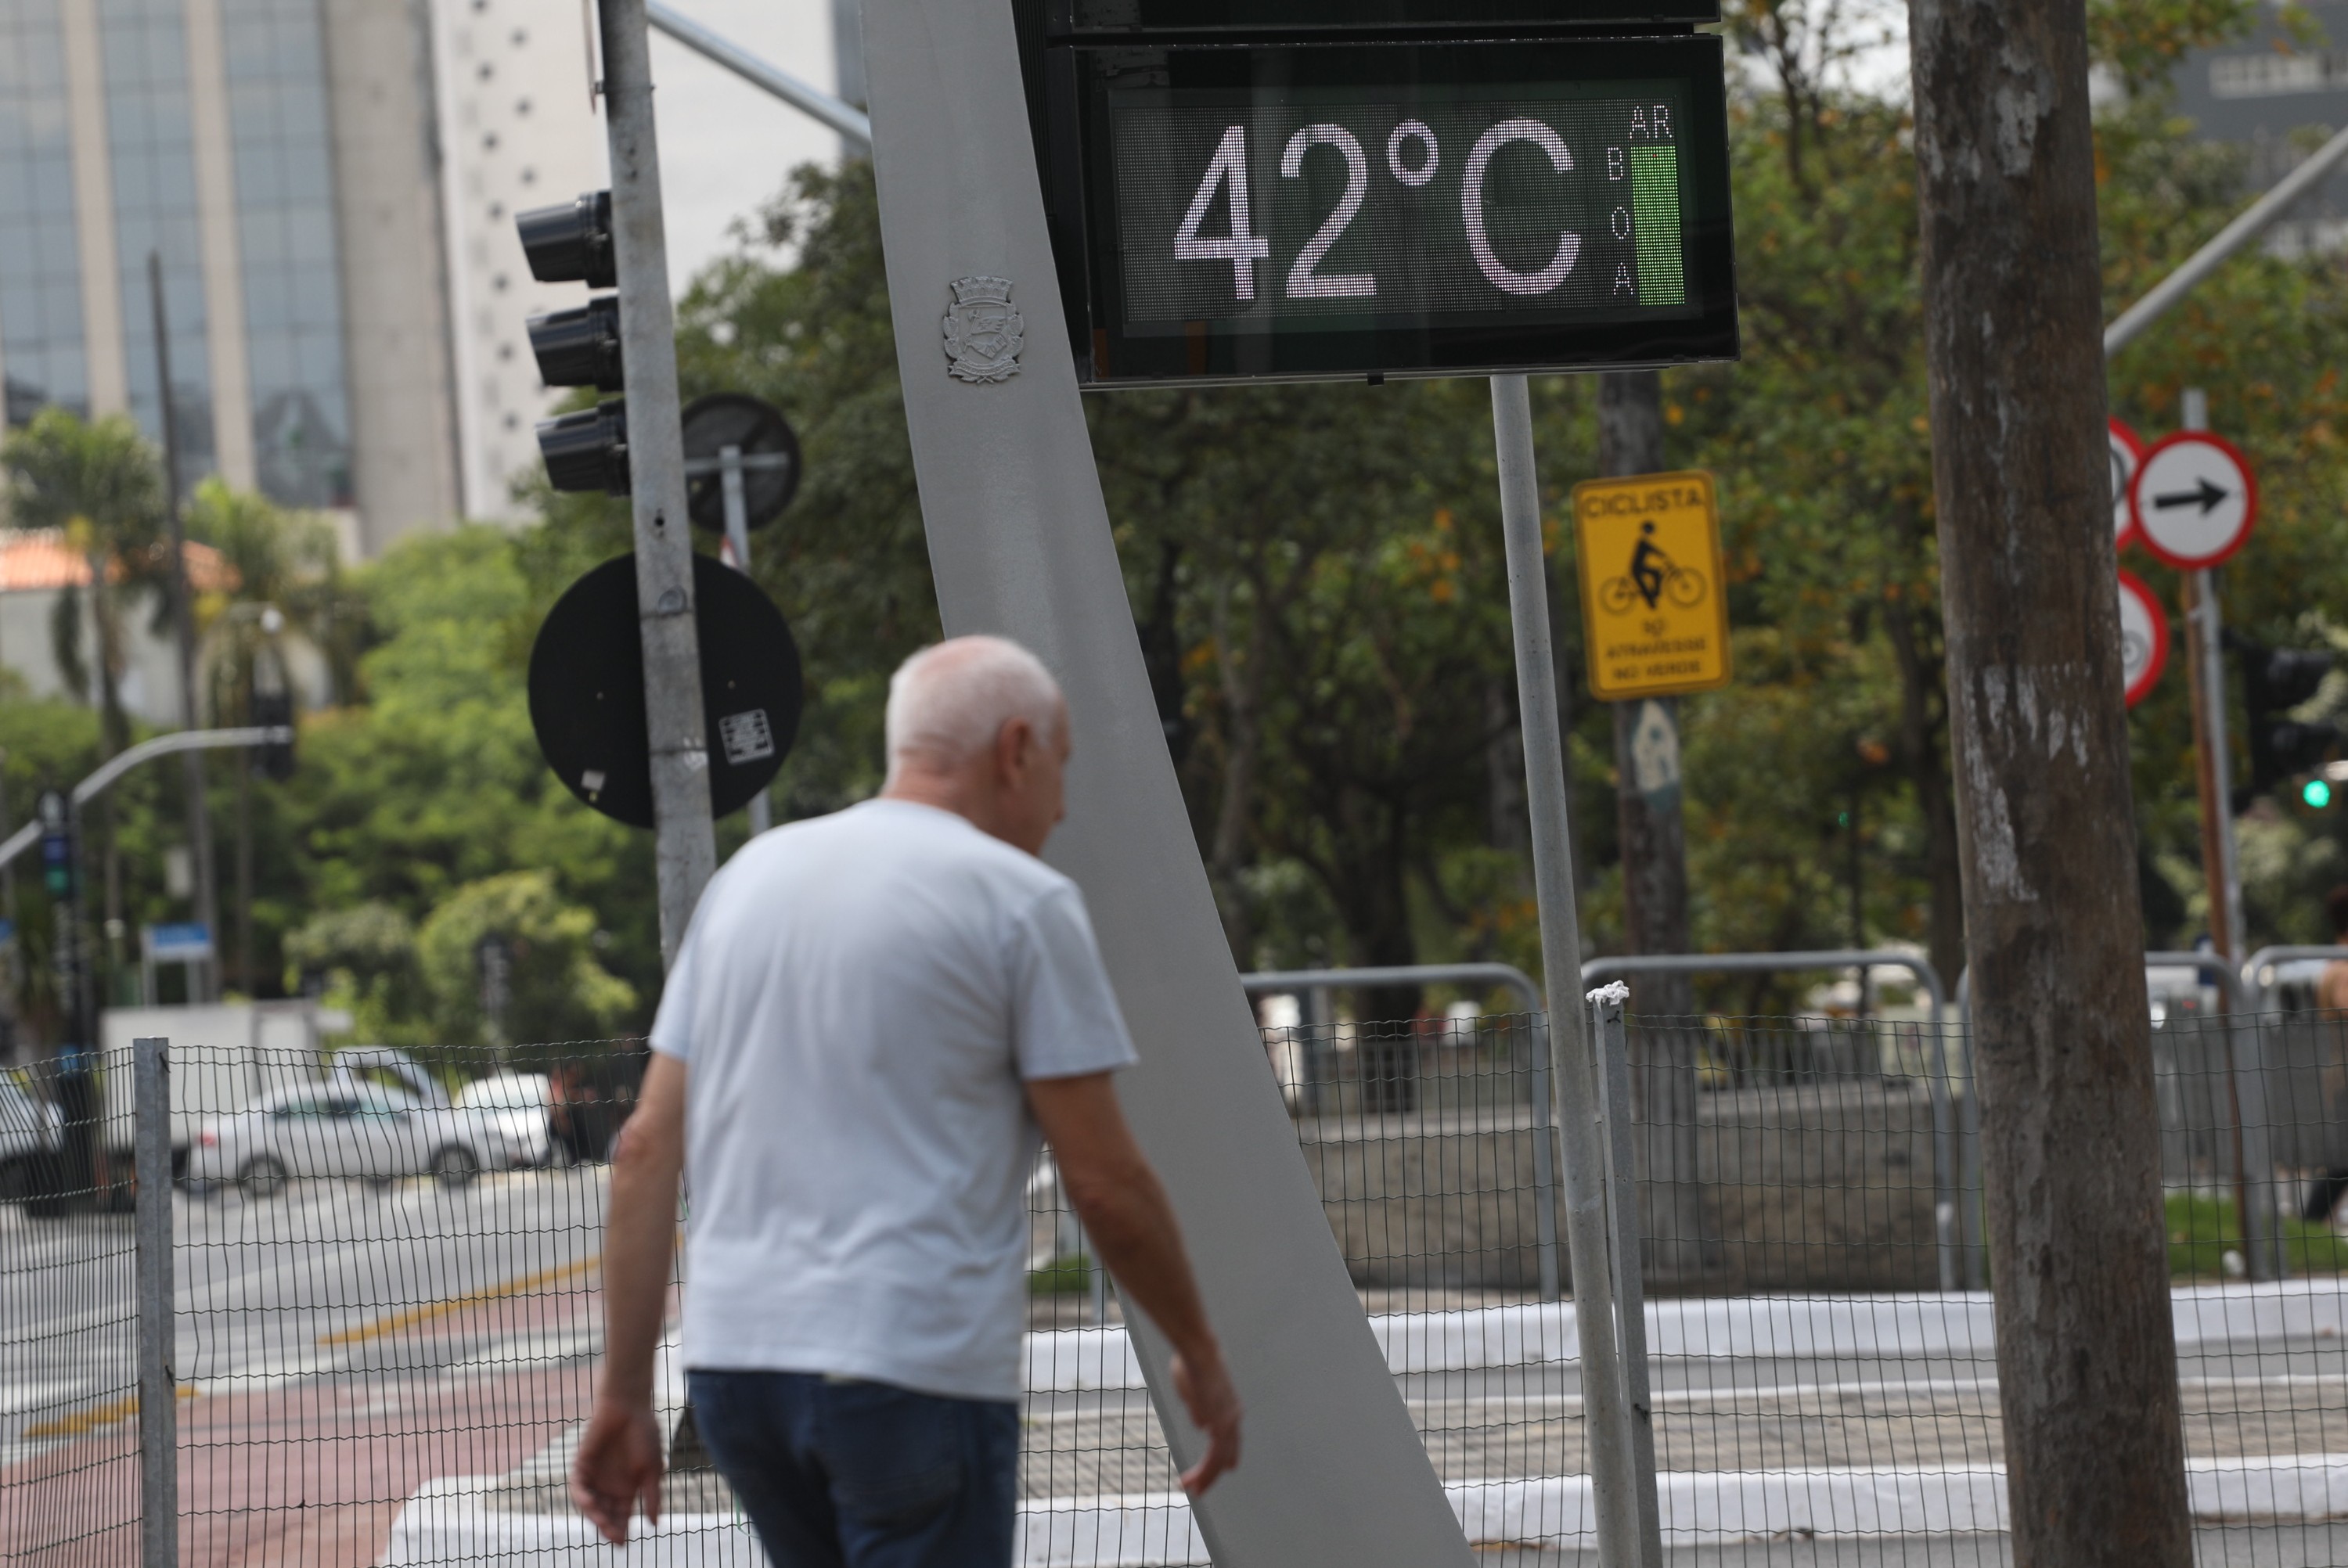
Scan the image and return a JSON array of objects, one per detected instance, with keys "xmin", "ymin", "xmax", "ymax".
[
  {"xmin": 601, "ymin": 0, "xmax": 717, "ymax": 962},
  {"xmin": 1595, "ymin": 369, "xmax": 1706, "ymax": 1280},
  {"xmin": 1907, "ymin": 3, "xmax": 2192, "ymax": 1564},
  {"xmin": 148, "ymin": 252, "xmax": 221, "ymax": 1002},
  {"xmin": 2175, "ymin": 388, "xmax": 2246, "ymax": 963}
]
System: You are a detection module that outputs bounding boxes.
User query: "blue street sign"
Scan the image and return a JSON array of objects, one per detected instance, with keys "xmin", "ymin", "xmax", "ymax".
[{"xmin": 146, "ymin": 922, "xmax": 214, "ymax": 962}]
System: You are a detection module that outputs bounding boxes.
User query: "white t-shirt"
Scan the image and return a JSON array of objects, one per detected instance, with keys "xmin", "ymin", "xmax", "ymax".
[{"xmin": 649, "ymin": 798, "xmax": 1138, "ymax": 1401}]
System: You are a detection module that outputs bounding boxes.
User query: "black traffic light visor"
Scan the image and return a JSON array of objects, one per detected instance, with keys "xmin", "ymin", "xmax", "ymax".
[
  {"xmin": 528, "ymin": 296, "xmax": 624, "ymax": 391},
  {"xmin": 517, "ymin": 192, "xmax": 616, "ymax": 288}
]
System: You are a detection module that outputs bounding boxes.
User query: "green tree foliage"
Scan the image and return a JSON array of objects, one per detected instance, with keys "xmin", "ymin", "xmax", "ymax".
[
  {"xmin": 185, "ymin": 477, "xmax": 366, "ymax": 717},
  {"xmin": 2, "ymin": 409, "xmax": 168, "ymax": 753},
  {"xmin": 276, "ymin": 526, "xmax": 660, "ymax": 1023},
  {"xmin": 415, "ymin": 871, "xmax": 636, "ymax": 1059},
  {"xmin": 281, "ymin": 901, "xmax": 425, "ymax": 1044}
]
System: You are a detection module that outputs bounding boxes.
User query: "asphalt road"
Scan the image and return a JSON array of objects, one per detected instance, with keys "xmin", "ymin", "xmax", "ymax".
[
  {"xmin": 2, "ymin": 1167, "xmax": 610, "ymax": 1568},
  {"xmin": 9, "ymin": 1174, "xmax": 2348, "ymax": 1567}
]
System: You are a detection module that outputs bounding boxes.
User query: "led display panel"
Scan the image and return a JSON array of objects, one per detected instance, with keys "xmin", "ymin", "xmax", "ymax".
[
  {"xmin": 1044, "ymin": 0, "xmax": 1720, "ymax": 34},
  {"xmin": 1049, "ymin": 35, "xmax": 1737, "ymax": 384}
]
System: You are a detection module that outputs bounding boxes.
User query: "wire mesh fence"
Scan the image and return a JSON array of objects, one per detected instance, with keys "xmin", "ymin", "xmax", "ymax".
[
  {"xmin": 5, "ymin": 1002, "xmax": 2348, "ymax": 1565},
  {"xmin": 0, "ymin": 1052, "xmax": 138, "ymax": 1566}
]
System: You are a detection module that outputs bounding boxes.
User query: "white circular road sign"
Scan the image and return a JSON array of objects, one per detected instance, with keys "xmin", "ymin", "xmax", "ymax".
[
  {"xmin": 2129, "ymin": 431, "xmax": 2257, "ymax": 570},
  {"xmin": 2117, "ymin": 568, "xmax": 2168, "ymax": 708},
  {"xmin": 2109, "ymin": 418, "xmax": 2144, "ymax": 548}
]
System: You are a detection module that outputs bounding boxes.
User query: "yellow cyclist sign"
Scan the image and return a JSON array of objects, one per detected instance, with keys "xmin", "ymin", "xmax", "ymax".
[{"xmin": 1572, "ymin": 469, "xmax": 1731, "ymax": 700}]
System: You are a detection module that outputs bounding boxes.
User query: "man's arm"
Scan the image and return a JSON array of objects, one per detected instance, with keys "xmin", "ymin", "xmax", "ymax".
[
  {"xmin": 1028, "ymin": 1072, "xmax": 1241, "ymax": 1495},
  {"xmin": 570, "ymin": 1052, "xmax": 686, "ymax": 1543}
]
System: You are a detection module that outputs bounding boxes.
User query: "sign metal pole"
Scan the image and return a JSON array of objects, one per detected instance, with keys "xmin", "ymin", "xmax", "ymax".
[
  {"xmin": 1490, "ymin": 372, "xmax": 1645, "ymax": 1566},
  {"xmin": 600, "ymin": 0, "xmax": 717, "ymax": 961},
  {"xmin": 2173, "ymin": 387, "xmax": 2275, "ymax": 1279},
  {"xmin": 718, "ymin": 444, "xmax": 772, "ymax": 836},
  {"xmin": 134, "ymin": 1036, "xmax": 176, "ymax": 1568}
]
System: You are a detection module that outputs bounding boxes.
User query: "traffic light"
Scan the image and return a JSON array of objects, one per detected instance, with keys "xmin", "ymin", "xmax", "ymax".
[
  {"xmin": 252, "ymin": 691, "xmax": 296, "ymax": 782},
  {"xmin": 37, "ymin": 789, "xmax": 70, "ymax": 900},
  {"xmin": 2234, "ymin": 635, "xmax": 2339, "ymax": 807},
  {"xmin": 520, "ymin": 190, "xmax": 629, "ymax": 494},
  {"xmin": 516, "ymin": 192, "xmax": 614, "ymax": 286},
  {"xmin": 2305, "ymin": 778, "xmax": 2334, "ymax": 810}
]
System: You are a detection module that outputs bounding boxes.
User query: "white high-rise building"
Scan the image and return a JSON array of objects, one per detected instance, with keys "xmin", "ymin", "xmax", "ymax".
[
  {"xmin": 430, "ymin": 0, "xmax": 841, "ymax": 521},
  {"xmin": 429, "ymin": 0, "xmax": 610, "ymax": 523}
]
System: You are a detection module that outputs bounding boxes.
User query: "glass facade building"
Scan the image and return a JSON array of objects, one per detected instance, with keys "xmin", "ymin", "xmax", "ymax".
[
  {"xmin": 0, "ymin": 0, "xmax": 449, "ymax": 542},
  {"xmin": 0, "ymin": 0, "xmax": 89, "ymax": 426},
  {"xmin": 222, "ymin": 0, "xmax": 351, "ymax": 508},
  {"xmin": 102, "ymin": 0, "xmax": 218, "ymax": 493}
]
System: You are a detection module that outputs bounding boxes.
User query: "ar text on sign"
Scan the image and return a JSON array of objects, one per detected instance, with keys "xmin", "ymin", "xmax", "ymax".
[{"xmin": 1572, "ymin": 470, "xmax": 1731, "ymax": 701}]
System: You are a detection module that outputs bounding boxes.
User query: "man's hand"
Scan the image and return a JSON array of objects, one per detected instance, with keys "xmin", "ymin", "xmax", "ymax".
[
  {"xmin": 574, "ymin": 1052, "xmax": 686, "ymax": 1541},
  {"xmin": 569, "ymin": 1395, "xmax": 664, "ymax": 1543},
  {"xmin": 1171, "ymin": 1343, "xmax": 1243, "ymax": 1495}
]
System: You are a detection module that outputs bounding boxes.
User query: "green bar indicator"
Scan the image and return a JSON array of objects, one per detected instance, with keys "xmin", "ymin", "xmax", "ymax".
[{"xmin": 1630, "ymin": 146, "xmax": 1686, "ymax": 307}]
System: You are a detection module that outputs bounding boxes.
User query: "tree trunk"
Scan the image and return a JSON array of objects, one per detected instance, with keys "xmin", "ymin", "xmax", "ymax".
[
  {"xmin": 1597, "ymin": 369, "xmax": 1710, "ymax": 1278},
  {"xmin": 1906, "ymin": 3, "xmax": 2191, "ymax": 1562}
]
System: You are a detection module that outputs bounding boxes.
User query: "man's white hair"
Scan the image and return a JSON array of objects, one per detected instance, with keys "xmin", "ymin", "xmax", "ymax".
[{"xmin": 885, "ymin": 635, "xmax": 1064, "ymax": 772}]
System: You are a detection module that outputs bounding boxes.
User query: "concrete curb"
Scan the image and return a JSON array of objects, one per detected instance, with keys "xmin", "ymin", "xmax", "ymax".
[
  {"xmin": 382, "ymin": 1457, "xmax": 2348, "ymax": 1567},
  {"xmin": 1026, "ymin": 1279, "xmax": 2348, "ymax": 1391}
]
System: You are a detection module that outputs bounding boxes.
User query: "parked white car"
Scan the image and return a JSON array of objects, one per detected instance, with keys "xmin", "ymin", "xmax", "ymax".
[
  {"xmin": 0, "ymin": 1067, "xmax": 61, "ymax": 1204},
  {"xmin": 452, "ymin": 1071, "xmax": 555, "ymax": 1169},
  {"xmin": 187, "ymin": 1082, "xmax": 541, "ymax": 1198}
]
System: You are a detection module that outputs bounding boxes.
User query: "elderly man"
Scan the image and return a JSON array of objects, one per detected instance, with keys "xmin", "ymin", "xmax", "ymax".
[{"xmin": 572, "ymin": 635, "xmax": 1241, "ymax": 1566}]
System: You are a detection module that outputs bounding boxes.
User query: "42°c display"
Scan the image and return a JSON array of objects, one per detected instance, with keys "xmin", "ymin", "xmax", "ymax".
[{"xmin": 1042, "ymin": 34, "xmax": 1738, "ymax": 385}]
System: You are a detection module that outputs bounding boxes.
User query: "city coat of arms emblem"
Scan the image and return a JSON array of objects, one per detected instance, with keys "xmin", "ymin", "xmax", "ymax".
[{"xmin": 942, "ymin": 276, "xmax": 1025, "ymax": 383}]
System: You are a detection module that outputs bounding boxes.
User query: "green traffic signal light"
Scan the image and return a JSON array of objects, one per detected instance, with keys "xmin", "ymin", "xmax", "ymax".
[{"xmin": 2306, "ymin": 778, "xmax": 2334, "ymax": 810}]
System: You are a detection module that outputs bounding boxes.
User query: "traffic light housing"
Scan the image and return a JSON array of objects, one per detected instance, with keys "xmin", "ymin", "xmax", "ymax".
[
  {"xmin": 2235, "ymin": 636, "xmax": 2339, "ymax": 807},
  {"xmin": 519, "ymin": 190, "xmax": 629, "ymax": 494},
  {"xmin": 536, "ymin": 401, "xmax": 631, "ymax": 495},
  {"xmin": 253, "ymin": 691, "xmax": 297, "ymax": 782},
  {"xmin": 526, "ymin": 296, "xmax": 623, "ymax": 391},
  {"xmin": 38, "ymin": 790, "xmax": 70, "ymax": 901},
  {"xmin": 517, "ymin": 192, "xmax": 615, "ymax": 287}
]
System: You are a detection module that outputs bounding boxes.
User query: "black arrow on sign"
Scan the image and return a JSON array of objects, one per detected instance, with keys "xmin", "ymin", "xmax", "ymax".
[{"xmin": 2153, "ymin": 477, "xmax": 2228, "ymax": 514}]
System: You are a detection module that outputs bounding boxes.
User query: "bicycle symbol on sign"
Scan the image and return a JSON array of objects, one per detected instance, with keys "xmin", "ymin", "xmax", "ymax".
[{"xmin": 1600, "ymin": 521, "xmax": 1709, "ymax": 614}]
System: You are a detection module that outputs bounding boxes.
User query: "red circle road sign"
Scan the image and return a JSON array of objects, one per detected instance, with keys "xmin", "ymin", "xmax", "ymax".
[
  {"xmin": 2118, "ymin": 568, "xmax": 2169, "ymax": 708},
  {"xmin": 2109, "ymin": 418, "xmax": 2145, "ymax": 549},
  {"xmin": 2128, "ymin": 431, "xmax": 2257, "ymax": 570}
]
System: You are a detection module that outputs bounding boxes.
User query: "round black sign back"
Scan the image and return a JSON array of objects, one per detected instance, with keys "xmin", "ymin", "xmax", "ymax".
[
  {"xmin": 682, "ymin": 392, "xmax": 800, "ymax": 534},
  {"xmin": 528, "ymin": 554, "xmax": 804, "ymax": 829}
]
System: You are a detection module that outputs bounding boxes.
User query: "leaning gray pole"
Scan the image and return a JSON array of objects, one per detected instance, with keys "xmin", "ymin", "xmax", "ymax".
[
  {"xmin": 134, "ymin": 1037, "xmax": 176, "ymax": 1568},
  {"xmin": 863, "ymin": 1, "xmax": 1474, "ymax": 1560},
  {"xmin": 602, "ymin": 0, "xmax": 716, "ymax": 961},
  {"xmin": 1490, "ymin": 372, "xmax": 1644, "ymax": 1565}
]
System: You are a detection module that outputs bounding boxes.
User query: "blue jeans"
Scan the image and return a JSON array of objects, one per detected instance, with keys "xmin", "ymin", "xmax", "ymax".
[{"xmin": 687, "ymin": 1369, "xmax": 1021, "ymax": 1568}]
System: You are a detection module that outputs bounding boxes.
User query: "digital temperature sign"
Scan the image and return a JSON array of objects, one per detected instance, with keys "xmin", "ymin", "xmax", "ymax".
[{"xmin": 1043, "ymin": 36, "xmax": 1737, "ymax": 384}]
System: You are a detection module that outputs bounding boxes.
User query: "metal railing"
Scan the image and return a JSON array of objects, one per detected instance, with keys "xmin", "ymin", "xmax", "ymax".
[
  {"xmin": 1241, "ymin": 963, "xmax": 1561, "ymax": 1300},
  {"xmin": 1582, "ymin": 951, "xmax": 1962, "ymax": 1291}
]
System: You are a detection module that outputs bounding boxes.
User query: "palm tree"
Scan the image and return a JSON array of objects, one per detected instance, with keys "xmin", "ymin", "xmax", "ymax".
[
  {"xmin": 1, "ymin": 411, "xmax": 168, "ymax": 758},
  {"xmin": 184, "ymin": 479, "xmax": 363, "ymax": 991},
  {"xmin": 186, "ymin": 479, "xmax": 362, "ymax": 703},
  {"xmin": 2, "ymin": 411, "xmax": 173, "ymax": 1000}
]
